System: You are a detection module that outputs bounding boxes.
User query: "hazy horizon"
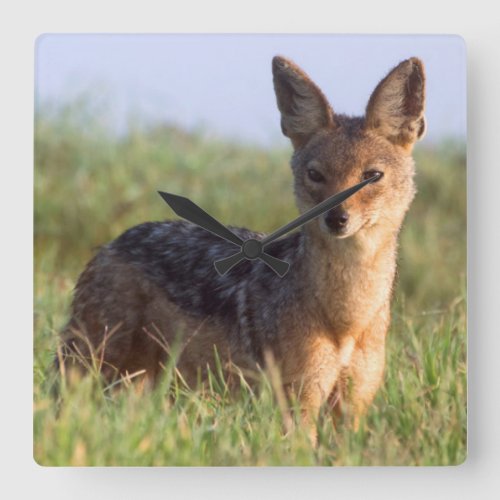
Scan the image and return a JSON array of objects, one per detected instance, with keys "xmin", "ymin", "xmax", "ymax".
[{"xmin": 35, "ymin": 34, "xmax": 466, "ymax": 147}]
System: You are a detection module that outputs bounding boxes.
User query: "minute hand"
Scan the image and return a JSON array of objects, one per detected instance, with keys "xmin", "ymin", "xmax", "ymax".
[{"xmin": 261, "ymin": 173, "xmax": 381, "ymax": 247}]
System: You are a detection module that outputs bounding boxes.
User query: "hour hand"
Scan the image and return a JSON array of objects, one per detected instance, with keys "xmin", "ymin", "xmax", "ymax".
[
  {"xmin": 158, "ymin": 192, "xmax": 244, "ymax": 247},
  {"xmin": 158, "ymin": 192, "xmax": 289, "ymax": 276}
]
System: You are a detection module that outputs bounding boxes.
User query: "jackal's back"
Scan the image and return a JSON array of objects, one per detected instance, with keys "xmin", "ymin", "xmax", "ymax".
[{"xmin": 61, "ymin": 220, "xmax": 301, "ymax": 380}]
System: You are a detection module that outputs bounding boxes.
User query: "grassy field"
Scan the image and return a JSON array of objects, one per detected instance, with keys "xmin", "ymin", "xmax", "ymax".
[{"xmin": 34, "ymin": 102, "xmax": 467, "ymax": 466}]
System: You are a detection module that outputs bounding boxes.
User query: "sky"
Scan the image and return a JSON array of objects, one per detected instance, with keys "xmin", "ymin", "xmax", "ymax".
[{"xmin": 35, "ymin": 34, "xmax": 466, "ymax": 147}]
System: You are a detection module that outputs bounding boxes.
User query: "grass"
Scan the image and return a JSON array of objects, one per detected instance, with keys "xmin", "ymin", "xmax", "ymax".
[{"xmin": 34, "ymin": 101, "xmax": 467, "ymax": 466}]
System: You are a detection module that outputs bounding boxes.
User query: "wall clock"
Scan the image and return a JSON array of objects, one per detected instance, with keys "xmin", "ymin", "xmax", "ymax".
[{"xmin": 34, "ymin": 34, "xmax": 467, "ymax": 466}]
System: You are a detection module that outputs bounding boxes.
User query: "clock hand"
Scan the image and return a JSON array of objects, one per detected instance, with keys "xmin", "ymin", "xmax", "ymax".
[
  {"xmin": 213, "ymin": 251, "xmax": 245, "ymax": 275},
  {"xmin": 158, "ymin": 192, "xmax": 244, "ymax": 247},
  {"xmin": 214, "ymin": 173, "xmax": 381, "ymax": 276},
  {"xmin": 261, "ymin": 173, "xmax": 381, "ymax": 247},
  {"xmin": 158, "ymin": 192, "xmax": 290, "ymax": 276},
  {"xmin": 259, "ymin": 252, "xmax": 290, "ymax": 276},
  {"xmin": 214, "ymin": 249, "xmax": 290, "ymax": 277}
]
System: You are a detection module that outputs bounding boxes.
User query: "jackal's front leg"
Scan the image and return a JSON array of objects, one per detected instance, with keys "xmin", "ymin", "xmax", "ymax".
[
  {"xmin": 298, "ymin": 377, "xmax": 339, "ymax": 445},
  {"xmin": 348, "ymin": 323, "xmax": 387, "ymax": 430},
  {"xmin": 285, "ymin": 335, "xmax": 341, "ymax": 445}
]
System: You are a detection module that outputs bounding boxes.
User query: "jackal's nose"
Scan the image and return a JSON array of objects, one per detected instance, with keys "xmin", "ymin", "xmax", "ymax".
[{"xmin": 324, "ymin": 207, "xmax": 349, "ymax": 232}]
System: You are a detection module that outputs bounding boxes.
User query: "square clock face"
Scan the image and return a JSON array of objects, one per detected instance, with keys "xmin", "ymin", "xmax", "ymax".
[{"xmin": 34, "ymin": 34, "xmax": 466, "ymax": 466}]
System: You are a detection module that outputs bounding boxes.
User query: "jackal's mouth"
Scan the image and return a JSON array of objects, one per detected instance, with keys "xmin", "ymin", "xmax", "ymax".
[
  {"xmin": 319, "ymin": 214, "xmax": 364, "ymax": 239},
  {"xmin": 320, "ymin": 219, "xmax": 353, "ymax": 238}
]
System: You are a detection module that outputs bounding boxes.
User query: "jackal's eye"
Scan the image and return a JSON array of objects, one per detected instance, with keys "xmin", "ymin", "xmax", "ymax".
[
  {"xmin": 363, "ymin": 170, "xmax": 384, "ymax": 182},
  {"xmin": 307, "ymin": 168, "xmax": 326, "ymax": 183}
]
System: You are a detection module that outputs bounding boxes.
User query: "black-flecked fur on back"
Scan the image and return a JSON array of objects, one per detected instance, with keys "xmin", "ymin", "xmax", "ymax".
[{"xmin": 110, "ymin": 219, "xmax": 301, "ymax": 325}]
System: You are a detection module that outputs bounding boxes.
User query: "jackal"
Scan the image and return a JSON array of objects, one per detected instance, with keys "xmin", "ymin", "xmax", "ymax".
[{"xmin": 59, "ymin": 55, "xmax": 426, "ymax": 437}]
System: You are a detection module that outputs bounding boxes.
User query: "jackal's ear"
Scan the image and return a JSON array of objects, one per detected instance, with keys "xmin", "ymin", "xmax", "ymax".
[
  {"xmin": 365, "ymin": 58, "xmax": 426, "ymax": 149},
  {"xmin": 272, "ymin": 56, "xmax": 335, "ymax": 149}
]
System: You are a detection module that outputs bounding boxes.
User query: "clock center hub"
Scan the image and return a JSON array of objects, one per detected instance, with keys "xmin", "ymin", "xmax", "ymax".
[{"xmin": 242, "ymin": 239, "xmax": 263, "ymax": 260}]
